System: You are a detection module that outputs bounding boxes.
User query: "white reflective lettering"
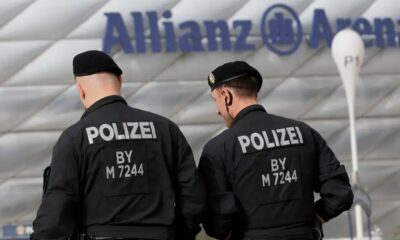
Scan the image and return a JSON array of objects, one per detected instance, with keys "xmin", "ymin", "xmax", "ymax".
[
  {"xmin": 251, "ymin": 132, "xmax": 264, "ymax": 150},
  {"xmin": 279, "ymin": 157, "xmax": 286, "ymax": 170},
  {"xmin": 150, "ymin": 122, "xmax": 157, "ymax": 138},
  {"xmin": 118, "ymin": 165, "xmax": 124, "ymax": 178},
  {"xmin": 262, "ymin": 130, "xmax": 275, "ymax": 148},
  {"xmin": 128, "ymin": 122, "xmax": 141, "ymax": 139},
  {"xmin": 112, "ymin": 123, "xmax": 125, "ymax": 140},
  {"xmin": 106, "ymin": 166, "xmax": 115, "ymax": 179},
  {"xmin": 238, "ymin": 135, "xmax": 251, "ymax": 153},
  {"xmin": 271, "ymin": 159, "xmax": 279, "ymax": 172},
  {"xmin": 277, "ymin": 128, "xmax": 290, "ymax": 146},
  {"xmin": 272, "ymin": 130, "xmax": 280, "ymax": 147},
  {"xmin": 116, "ymin": 151, "xmax": 124, "ymax": 164},
  {"xmin": 295, "ymin": 126, "xmax": 303, "ymax": 143},
  {"xmin": 262, "ymin": 174, "xmax": 270, "ymax": 187},
  {"xmin": 123, "ymin": 122, "xmax": 130, "ymax": 139},
  {"xmin": 124, "ymin": 150, "xmax": 132, "ymax": 163},
  {"xmin": 287, "ymin": 127, "xmax": 298, "ymax": 144},
  {"xmin": 86, "ymin": 127, "xmax": 99, "ymax": 144},
  {"xmin": 140, "ymin": 122, "xmax": 152, "ymax": 139},
  {"xmin": 99, "ymin": 124, "xmax": 114, "ymax": 141}
]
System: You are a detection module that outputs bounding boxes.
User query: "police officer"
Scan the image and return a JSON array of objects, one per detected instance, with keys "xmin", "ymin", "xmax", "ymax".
[
  {"xmin": 31, "ymin": 50, "xmax": 205, "ymax": 240},
  {"xmin": 198, "ymin": 61, "xmax": 354, "ymax": 240}
]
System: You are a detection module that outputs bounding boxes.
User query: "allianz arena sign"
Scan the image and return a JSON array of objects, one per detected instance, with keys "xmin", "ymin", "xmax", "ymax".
[{"xmin": 102, "ymin": 4, "xmax": 400, "ymax": 56}]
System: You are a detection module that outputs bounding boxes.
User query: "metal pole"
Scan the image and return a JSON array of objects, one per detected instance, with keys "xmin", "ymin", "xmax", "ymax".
[
  {"xmin": 332, "ymin": 29, "xmax": 365, "ymax": 240},
  {"xmin": 344, "ymin": 75, "xmax": 363, "ymax": 240}
]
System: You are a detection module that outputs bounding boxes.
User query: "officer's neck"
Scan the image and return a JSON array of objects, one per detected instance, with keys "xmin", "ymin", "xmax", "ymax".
[
  {"xmin": 230, "ymin": 98, "xmax": 258, "ymax": 119},
  {"xmin": 78, "ymin": 73, "xmax": 122, "ymax": 109},
  {"xmin": 84, "ymin": 91, "xmax": 121, "ymax": 109}
]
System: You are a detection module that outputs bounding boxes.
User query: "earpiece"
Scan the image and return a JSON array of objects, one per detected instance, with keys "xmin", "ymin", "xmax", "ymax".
[
  {"xmin": 225, "ymin": 90, "xmax": 233, "ymax": 106},
  {"xmin": 223, "ymin": 89, "xmax": 234, "ymax": 121}
]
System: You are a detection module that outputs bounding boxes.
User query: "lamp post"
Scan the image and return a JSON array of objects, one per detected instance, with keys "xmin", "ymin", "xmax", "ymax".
[{"xmin": 331, "ymin": 28, "xmax": 365, "ymax": 239}]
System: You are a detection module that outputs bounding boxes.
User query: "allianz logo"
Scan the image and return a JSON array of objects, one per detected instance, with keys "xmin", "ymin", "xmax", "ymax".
[{"xmin": 103, "ymin": 4, "xmax": 400, "ymax": 56}]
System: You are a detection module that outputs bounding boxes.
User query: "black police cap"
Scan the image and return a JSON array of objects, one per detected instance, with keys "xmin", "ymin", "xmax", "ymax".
[
  {"xmin": 73, "ymin": 50, "xmax": 123, "ymax": 77},
  {"xmin": 208, "ymin": 61, "xmax": 262, "ymax": 92}
]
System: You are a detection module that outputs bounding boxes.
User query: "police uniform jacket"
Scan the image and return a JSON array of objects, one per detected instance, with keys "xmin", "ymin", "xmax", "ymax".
[
  {"xmin": 31, "ymin": 95, "xmax": 205, "ymax": 240},
  {"xmin": 198, "ymin": 104, "xmax": 353, "ymax": 239}
]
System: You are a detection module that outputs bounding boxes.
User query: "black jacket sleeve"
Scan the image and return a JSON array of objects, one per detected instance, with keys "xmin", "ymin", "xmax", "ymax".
[
  {"xmin": 198, "ymin": 142, "xmax": 239, "ymax": 239},
  {"xmin": 31, "ymin": 131, "xmax": 80, "ymax": 240},
  {"xmin": 170, "ymin": 123, "xmax": 206, "ymax": 239},
  {"xmin": 312, "ymin": 128, "xmax": 354, "ymax": 221}
]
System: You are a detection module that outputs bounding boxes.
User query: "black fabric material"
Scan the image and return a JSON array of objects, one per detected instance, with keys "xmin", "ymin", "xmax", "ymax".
[
  {"xmin": 42, "ymin": 166, "xmax": 51, "ymax": 194},
  {"xmin": 198, "ymin": 104, "xmax": 353, "ymax": 239},
  {"xmin": 73, "ymin": 50, "xmax": 122, "ymax": 77},
  {"xmin": 31, "ymin": 95, "xmax": 205, "ymax": 240},
  {"xmin": 207, "ymin": 61, "xmax": 262, "ymax": 91},
  {"xmin": 85, "ymin": 225, "xmax": 173, "ymax": 239}
]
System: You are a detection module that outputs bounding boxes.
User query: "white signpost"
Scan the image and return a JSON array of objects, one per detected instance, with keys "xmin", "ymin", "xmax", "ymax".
[{"xmin": 331, "ymin": 28, "xmax": 365, "ymax": 239}]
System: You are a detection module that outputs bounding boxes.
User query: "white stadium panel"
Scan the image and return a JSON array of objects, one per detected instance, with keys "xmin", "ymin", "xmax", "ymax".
[
  {"xmin": 366, "ymin": 130, "xmax": 400, "ymax": 160},
  {"xmin": 0, "ymin": 0, "xmax": 34, "ymax": 27},
  {"xmin": 227, "ymin": 0, "xmax": 313, "ymax": 35},
  {"xmin": 0, "ymin": 178, "xmax": 42, "ymax": 223},
  {"xmin": 294, "ymin": 46, "xmax": 380, "ymax": 77},
  {"xmin": 0, "ymin": 41, "xmax": 52, "ymax": 84},
  {"xmin": 120, "ymin": 83, "xmax": 144, "ymax": 101},
  {"xmin": 172, "ymin": 78, "xmax": 282, "ymax": 124},
  {"xmin": 323, "ymin": 210, "xmax": 354, "ymax": 238},
  {"xmin": 3, "ymin": 39, "xmax": 103, "ymax": 86},
  {"xmin": 357, "ymin": 0, "xmax": 400, "ymax": 76},
  {"xmin": 362, "ymin": 49, "xmax": 400, "ymax": 75},
  {"xmin": 259, "ymin": 76, "xmax": 339, "ymax": 119},
  {"xmin": 0, "ymin": 132, "xmax": 60, "ymax": 179},
  {"xmin": 14, "ymin": 210, "xmax": 39, "ymax": 226},
  {"xmin": 146, "ymin": 0, "xmax": 251, "ymax": 43},
  {"xmin": 358, "ymin": 165, "xmax": 400, "ymax": 195},
  {"xmin": 247, "ymin": 41, "xmax": 319, "ymax": 78},
  {"xmin": 0, "ymin": 86, "xmax": 67, "ymax": 132},
  {"xmin": 303, "ymin": 119, "xmax": 348, "ymax": 140},
  {"xmin": 299, "ymin": 0, "xmax": 375, "ymax": 34},
  {"xmin": 172, "ymin": 89, "xmax": 223, "ymax": 124},
  {"xmin": 15, "ymin": 154, "xmax": 51, "ymax": 179},
  {"xmin": 167, "ymin": 0, "xmax": 248, "ymax": 32},
  {"xmin": 15, "ymin": 83, "xmax": 142, "ymax": 131},
  {"xmin": 0, "ymin": 0, "xmax": 108, "ymax": 40},
  {"xmin": 255, "ymin": 78, "xmax": 284, "ymax": 98},
  {"xmin": 67, "ymin": 0, "xmax": 179, "ymax": 39},
  {"xmin": 179, "ymin": 124, "xmax": 223, "ymax": 161},
  {"xmin": 324, "ymin": 201, "xmax": 400, "ymax": 239},
  {"xmin": 113, "ymin": 43, "xmax": 182, "ymax": 83},
  {"xmin": 14, "ymin": 86, "xmax": 81, "ymax": 131},
  {"xmin": 328, "ymin": 118, "xmax": 400, "ymax": 162},
  {"xmin": 303, "ymin": 76, "xmax": 400, "ymax": 119},
  {"xmin": 154, "ymin": 50, "xmax": 253, "ymax": 81},
  {"xmin": 362, "ymin": 0, "xmax": 400, "ymax": 32},
  {"xmin": 370, "ymin": 171, "xmax": 400, "ymax": 200},
  {"xmin": 126, "ymin": 81, "xmax": 207, "ymax": 118},
  {"xmin": 366, "ymin": 86, "xmax": 400, "ymax": 117},
  {"xmin": 0, "ymin": 0, "xmax": 34, "ymax": 30},
  {"xmin": 370, "ymin": 201, "xmax": 400, "ymax": 239}
]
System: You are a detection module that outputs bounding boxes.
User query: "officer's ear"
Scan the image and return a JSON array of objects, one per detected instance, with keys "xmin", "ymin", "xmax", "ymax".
[
  {"xmin": 75, "ymin": 81, "xmax": 85, "ymax": 101},
  {"xmin": 117, "ymin": 75, "xmax": 122, "ymax": 89},
  {"xmin": 220, "ymin": 87, "xmax": 227, "ymax": 98},
  {"xmin": 221, "ymin": 88, "xmax": 233, "ymax": 106}
]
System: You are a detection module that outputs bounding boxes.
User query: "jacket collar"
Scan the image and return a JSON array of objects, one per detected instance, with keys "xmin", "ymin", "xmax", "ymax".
[
  {"xmin": 81, "ymin": 95, "xmax": 126, "ymax": 119},
  {"xmin": 233, "ymin": 104, "xmax": 266, "ymax": 125}
]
